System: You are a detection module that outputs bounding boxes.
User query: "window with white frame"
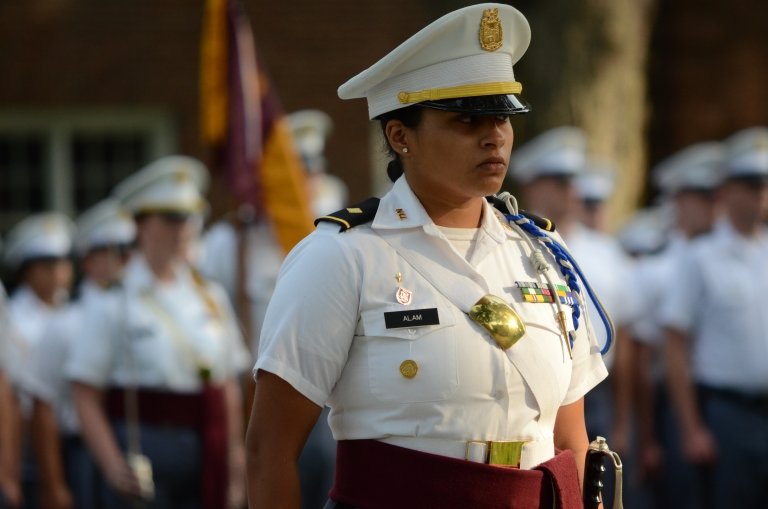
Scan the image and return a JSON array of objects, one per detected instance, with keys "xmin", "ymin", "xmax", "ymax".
[{"xmin": 0, "ymin": 110, "xmax": 176, "ymax": 234}]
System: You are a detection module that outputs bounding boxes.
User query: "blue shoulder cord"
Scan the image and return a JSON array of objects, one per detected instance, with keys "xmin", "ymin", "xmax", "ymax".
[{"xmin": 504, "ymin": 211, "xmax": 615, "ymax": 356}]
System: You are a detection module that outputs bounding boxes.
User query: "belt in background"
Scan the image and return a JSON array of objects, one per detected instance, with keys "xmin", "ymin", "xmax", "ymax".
[
  {"xmin": 106, "ymin": 387, "xmax": 228, "ymax": 509},
  {"xmin": 379, "ymin": 435, "xmax": 554, "ymax": 469},
  {"xmin": 698, "ymin": 384, "xmax": 768, "ymax": 412}
]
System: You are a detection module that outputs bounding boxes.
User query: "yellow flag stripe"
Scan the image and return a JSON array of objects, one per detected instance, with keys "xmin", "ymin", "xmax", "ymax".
[
  {"xmin": 200, "ymin": 0, "xmax": 229, "ymax": 144},
  {"xmin": 261, "ymin": 118, "xmax": 315, "ymax": 252}
]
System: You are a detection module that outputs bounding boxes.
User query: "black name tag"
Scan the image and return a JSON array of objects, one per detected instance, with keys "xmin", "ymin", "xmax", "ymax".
[{"xmin": 384, "ymin": 308, "xmax": 439, "ymax": 329}]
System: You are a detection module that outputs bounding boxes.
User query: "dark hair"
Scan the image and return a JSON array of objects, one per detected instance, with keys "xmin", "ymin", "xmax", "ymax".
[{"xmin": 377, "ymin": 106, "xmax": 423, "ymax": 182}]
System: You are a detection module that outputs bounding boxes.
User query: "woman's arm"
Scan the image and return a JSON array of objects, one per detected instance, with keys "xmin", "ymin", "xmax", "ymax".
[
  {"xmin": 0, "ymin": 372, "xmax": 22, "ymax": 507},
  {"xmin": 71, "ymin": 382, "xmax": 140, "ymax": 497},
  {"xmin": 664, "ymin": 327, "xmax": 716, "ymax": 464},
  {"xmin": 245, "ymin": 370, "xmax": 322, "ymax": 509},
  {"xmin": 31, "ymin": 399, "xmax": 73, "ymax": 509},
  {"xmin": 553, "ymin": 397, "xmax": 589, "ymax": 488}
]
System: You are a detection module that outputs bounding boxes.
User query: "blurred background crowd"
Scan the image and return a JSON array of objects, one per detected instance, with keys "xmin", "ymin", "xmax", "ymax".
[{"xmin": 0, "ymin": 1, "xmax": 766, "ymax": 508}]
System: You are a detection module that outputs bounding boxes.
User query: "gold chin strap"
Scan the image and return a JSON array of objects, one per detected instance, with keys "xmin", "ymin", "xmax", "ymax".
[
  {"xmin": 397, "ymin": 81, "xmax": 523, "ymax": 104},
  {"xmin": 468, "ymin": 294, "xmax": 526, "ymax": 350}
]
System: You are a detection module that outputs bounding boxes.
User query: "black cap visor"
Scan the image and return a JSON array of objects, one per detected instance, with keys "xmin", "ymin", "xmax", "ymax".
[
  {"xmin": 727, "ymin": 174, "xmax": 768, "ymax": 187},
  {"xmin": 418, "ymin": 94, "xmax": 530, "ymax": 115}
]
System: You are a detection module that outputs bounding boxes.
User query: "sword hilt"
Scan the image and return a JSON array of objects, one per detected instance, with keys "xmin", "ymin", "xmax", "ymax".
[{"xmin": 583, "ymin": 436, "xmax": 623, "ymax": 509}]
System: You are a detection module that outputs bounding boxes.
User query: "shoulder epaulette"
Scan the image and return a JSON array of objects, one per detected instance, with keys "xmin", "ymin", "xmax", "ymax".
[
  {"xmin": 486, "ymin": 195, "xmax": 556, "ymax": 232},
  {"xmin": 314, "ymin": 197, "xmax": 381, "ymax": 232}
]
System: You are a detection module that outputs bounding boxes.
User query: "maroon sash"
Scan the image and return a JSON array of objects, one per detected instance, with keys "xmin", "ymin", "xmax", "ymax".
[
  {"xmin": 106, "ymin": 387, "xmax": 228, "ymax": 509},
  {"xmin": 330, "ymin": 439, "xmax": 582, "ymax": 509}
]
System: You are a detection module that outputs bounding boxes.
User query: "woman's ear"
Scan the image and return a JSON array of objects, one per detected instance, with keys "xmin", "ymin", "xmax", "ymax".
[{"xmin": 384, "ymin": 119, "xmax": 409, "ymax": 152}]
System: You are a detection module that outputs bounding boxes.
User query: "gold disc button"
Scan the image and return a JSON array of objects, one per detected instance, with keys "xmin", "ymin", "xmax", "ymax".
[{"xmin": 399, "ymin": 359, "xmax": 418, "ymax": 379}]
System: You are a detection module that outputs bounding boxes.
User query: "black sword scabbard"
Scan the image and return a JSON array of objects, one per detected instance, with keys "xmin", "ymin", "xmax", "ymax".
[{"xmin": 583, "ymin": 438, "xmax": 607, "ymax": 509}]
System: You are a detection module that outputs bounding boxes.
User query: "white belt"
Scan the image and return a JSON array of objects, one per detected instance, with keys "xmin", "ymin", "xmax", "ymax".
[{"xmin": 378, "ymin": 436, "xmax": 555, "ymax": 470}]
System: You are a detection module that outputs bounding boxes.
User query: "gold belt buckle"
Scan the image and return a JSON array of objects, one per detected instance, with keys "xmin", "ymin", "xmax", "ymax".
[{"xmin": 465, "ymin": 440, "xmax": 525, "ymax": 467}]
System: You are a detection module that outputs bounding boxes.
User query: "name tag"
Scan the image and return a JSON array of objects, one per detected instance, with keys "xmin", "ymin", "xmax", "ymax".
[{"xmin": 384, "ymin": 308, "xmax": 439, "ymax": 329}]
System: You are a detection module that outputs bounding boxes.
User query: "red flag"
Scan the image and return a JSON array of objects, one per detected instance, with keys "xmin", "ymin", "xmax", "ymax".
[{"xmin": 200, "ymin": 0, "xmax": 314, "ymax": 253}]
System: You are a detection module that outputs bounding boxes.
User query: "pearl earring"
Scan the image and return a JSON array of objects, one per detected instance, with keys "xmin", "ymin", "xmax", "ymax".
[{"xmin": 402, "ymin": 147, "xmax": 409, "ymax": 153}]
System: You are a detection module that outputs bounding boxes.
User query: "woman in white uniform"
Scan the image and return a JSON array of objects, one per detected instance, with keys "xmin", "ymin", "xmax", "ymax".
[
  {"xmin": 246, "ymin": 4, "xmax": 608, "ymax": 509},
  {"xmin": 3, "ymin": 212, "xmax": 75, "ymax": 509},
  {"xmin": 68, "ymin": 156, "xmax": 250, "ymax": 509},
  {"xmin": 27, "ymin": 199, "xmax": 135, "ymax": 509}
]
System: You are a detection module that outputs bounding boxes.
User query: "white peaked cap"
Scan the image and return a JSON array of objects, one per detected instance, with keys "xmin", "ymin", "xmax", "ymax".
[
  {"xmin": 113, "ymin": 155, "xmax": 210, "ymax": 215},
  {"xmin": 3, "ymin": 212, "xmax": 75, "ymax": 269},
  {"xmin": 509, "ymin": 127, "xmax": 587, "ymax": 183},
  {"xmin": 287, "ymin": 109, "xmax": 333, "ymax": 160},
  {"xmin": 723, "ymin": 126, "xmax": 768, "ymax": 178},
  {"xmin": 74, "ymin": 198, "xmax": 136, "ymax": 256},
  {"xmin": 617, "ymin": 205, "xmax": 673, "ymax": 255},
  {"xmin": 652, "ymin": 142, "xmax": 724, "ymax": 196},
  {"xmin": 576, "ymin": 160, "xmax": 616, "ymax": 202},
  {"xmin": 338, "ymin": 4, "xmax": 531, "ymax": 119}
]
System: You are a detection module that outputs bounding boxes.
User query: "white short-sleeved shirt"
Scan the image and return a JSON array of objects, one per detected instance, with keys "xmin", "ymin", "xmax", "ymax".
[
  {"xmin": 660, "ymin": 219, "xmax": 768, "ymax": 391},
  {"xmin": 6, "ymin": 285, "xmax": 63, "ymax": 414},
  {"xmin": 565, "ymin": 225, "xmax": 640, "ymax": 369},
  {"xmin": 199, "ymin": 221, "xmax": 284, "ymax": 355},
  {"xmin": 256, "ymin": 177, "xmax": 607, "ymax": 448},
  {"xmin": 66, "ymin": 255, "xmax": 251, "ymax": 392},
  {"xmin": 25, "ymin": 281, "xmax": 107, "ymax": 434},
  {"xmin": 7, "ymin": 285, "xmax": 57, "ymax": 354},
  {"xmin": 630, "ymin": 235, "xmax": 688, "ymax": 347}
]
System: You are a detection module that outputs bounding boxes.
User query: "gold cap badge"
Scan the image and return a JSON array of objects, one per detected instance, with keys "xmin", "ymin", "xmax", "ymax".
[
  {"xmin": 175, "ymin": 168, "xmax": 190, "ymax": 183},
  {"xmin": 479, "ymin": 8, "xmax": 503, "ymax": 52}
]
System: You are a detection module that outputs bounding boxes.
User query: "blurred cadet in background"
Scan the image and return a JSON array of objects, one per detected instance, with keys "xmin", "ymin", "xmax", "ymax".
[
  {"xmin": 3, "ymin": 212, "xmax": 75, "ymax": 509},
  {"xmin": 510, "ymin": 127, "xmax": 638, "ymax": 460},
  {"xmin": 661, "ymin": 127, "xmax": 768, "ymax": 509},
  {"xmin": 68, "ymin": 156, "xmax": 250, "ymax": 509},
  {"xmin": 24, "ymin": 199, "xmax": 135, "ymax": 509},
  {"xmin": 287, "ymin": 109, "xmax": 349, "ymax": 219},
  {"xmin": 576, "ymin": 160, "xmax": 616, "ymax": 232},
  {"xmin": 616, "ymin": 205, "xmax": 672, "ymax": 509},
  {"xmin": 629, "ymin": 141, "xmax": 724, "ymax": 509}
]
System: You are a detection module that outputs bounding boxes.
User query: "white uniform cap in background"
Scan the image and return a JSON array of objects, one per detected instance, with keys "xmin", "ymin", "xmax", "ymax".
[
  {"xmin": 509, "ymin": 127, "xmax": 587, "ymax": 184},
  {"xmin": 3, "ymin": 212, "xmax": 75, "ymax": 270},
  {"xmin": 617, "ymin": 205, "xmax": 673, "ymax": 255},
  {"xmin": 113, "ymin": 155, "xmax": 210, "ymax": 216},
  {"xmin": 723, "ymin": 126, "xmax": 768, "ymax": 179},
  {"xmin": 652, "ymin": 142, "xmax": 724, "ymax": 196},
  {"xmin": 287, "ymin": 110, "xmax": 333, "ymax": 173},
  {"xmin": 74, "ymin": 198, "xmax": 136, "ymax": 256},
  {"xmin": 338, "ymin": 4, "xmax": 530, "ymax": 119},
  {"xmin": 576, "ymin": 160, "xmax": 616, "ymax": 203}
]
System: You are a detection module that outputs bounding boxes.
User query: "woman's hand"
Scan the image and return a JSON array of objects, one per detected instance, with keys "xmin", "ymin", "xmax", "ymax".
[
  {"xmin": 39, "ymin": 481, "xmax": 73, "ymax": 509},
  {"xmin": 638, "ymin": 439, "xmax": 664, "ymax": 481},
  {"xmin": 0, "ymin": 475, "xmax": 22, "ymax": 508},
  {"xmin": 681, "ymin": 424, "xmax": 717, "ymax": 465},
  {"xmin": 104, "ymin": 457, "xmax": 142, "ymax": 498}
]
